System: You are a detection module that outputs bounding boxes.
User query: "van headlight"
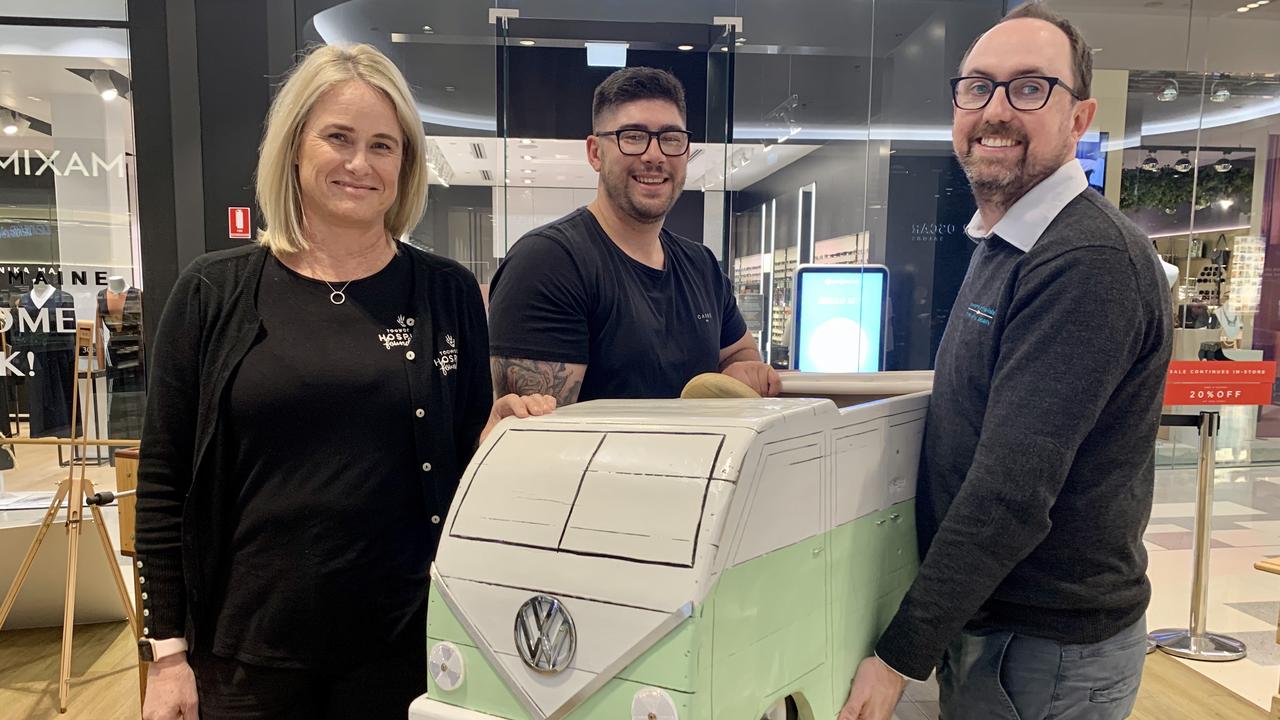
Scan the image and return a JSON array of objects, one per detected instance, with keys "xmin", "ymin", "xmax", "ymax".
[
  {"xmin": 429, "ymin": 641, "xmax": 465, "ymax": 691},
  {"xmin": 631, "ymin": 687, "xmax": 678, "ymax": 720}
]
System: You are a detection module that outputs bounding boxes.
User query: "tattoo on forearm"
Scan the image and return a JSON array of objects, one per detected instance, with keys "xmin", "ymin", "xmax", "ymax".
[{"xmin": 491, "ymin": 357, "xmax": 584, "ymax": 406}]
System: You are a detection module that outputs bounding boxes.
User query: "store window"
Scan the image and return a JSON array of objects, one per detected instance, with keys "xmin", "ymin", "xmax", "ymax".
[{"xmin": 0, "ymin": 20, "xmax": 142, "ymax": 492}]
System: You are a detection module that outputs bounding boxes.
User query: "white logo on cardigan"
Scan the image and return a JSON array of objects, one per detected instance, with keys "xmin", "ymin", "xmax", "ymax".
[{"xmin": 435, "ymin": 332, "xmax": 459, "ymax": 376}]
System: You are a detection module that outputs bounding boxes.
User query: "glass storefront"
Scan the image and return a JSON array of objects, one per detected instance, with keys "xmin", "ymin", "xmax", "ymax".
[
  {"xmin": 0, "ymin": 14, "xmax": 142, "ymax": 491},
  {"xmin": 292, "ymin": 0, "xmax": 1280, "ymax": 467}
]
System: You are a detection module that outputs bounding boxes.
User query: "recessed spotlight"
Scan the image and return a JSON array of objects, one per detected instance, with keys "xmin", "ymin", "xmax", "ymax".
[
  {"xmin": 1248, "ymin": 2, "xmax": 1261, "ymax": 7},
  {"xmin": 1218, "ymin": 198, "xmax": 1235, "ymax": 210},
  {"xmin": 521, "ymin": 169, "xmax": 534, "ymax": 174},
  {"xmin": 91, "ymin": 70, "xmax": 118, "ymax": 102},
  {"xmin": 735, "ymin": 37, "xmax": 746, "ymax": 44},
  {"xmin": 1155, "ymin": 79, "xmax": 1179, "ymax": 102},
  {"xmin": 1174, "ymin": 152, "xmax": 1193, "ymax": 173},
  {"xmin": 1237, "ymin": 7, "xmax": 1250, "ymax": 12},
  {"xmin": 1141, "ymin": 151, "xmax": 1160, "ymax": 171},
  {"xmin": 422, "ymin": 25, "xmax": 433, "ymax": 32},
  {"xmin": 521, "ymin": 155, "xmax": 534, "ymax": 161},
  {"xmin": 678, "ymin": 44, "xmax": 694, "ymax": 51},
  {"xmin": 519, "ymin": 39, "xmax": 535, "ymax": 46},
  {"xmin": 444, "ymin": 85, "xmax": 456, "ymax": 93},
  {"xmin": 26, "ymin": 96, "xmax": 42, "ymax": 102},
  {"xmin": 523, "ymin": 179, "xmax": 533, "ymax": 184},
  {"xmin": 520, "ymin": 139, "xmax": 534, "ymax": 145},
  {"xmin": 720, "ymin": 47, "xmax": 729, "ymax": 52}
]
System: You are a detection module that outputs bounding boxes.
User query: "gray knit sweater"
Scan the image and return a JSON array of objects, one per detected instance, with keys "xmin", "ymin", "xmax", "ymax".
[{"xmin": 876, "ymin": 189, "xmax": 1173, "ymax": 680}]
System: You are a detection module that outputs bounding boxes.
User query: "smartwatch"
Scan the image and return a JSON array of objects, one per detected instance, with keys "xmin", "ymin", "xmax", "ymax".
[{"xmin": 138, "ymin": 637, "xmax": 188, "ymax": 662}]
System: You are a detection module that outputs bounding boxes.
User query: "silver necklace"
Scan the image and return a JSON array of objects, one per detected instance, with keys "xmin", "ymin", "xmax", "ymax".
[{"xmin": 324, "ymin": 279, "xmax": 354, "ymax": 305}]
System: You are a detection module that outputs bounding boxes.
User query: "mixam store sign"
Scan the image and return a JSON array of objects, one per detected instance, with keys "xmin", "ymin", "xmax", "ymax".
[{"xmin": 0, "ymin": 150, "xmax": 126, "ymax": 178}]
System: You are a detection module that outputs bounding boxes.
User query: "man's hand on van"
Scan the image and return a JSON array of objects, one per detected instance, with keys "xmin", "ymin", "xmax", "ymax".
[
  {"xmin": 481, "ymin": 393, "xmax": 557, "ymax": 443},
  {"xmin": 838, "ymin": 656, "xmax": 907, "ymax": 720},
  {"xmin": 722, "ymin": 361, "xmax": 781, "ymax": 397}
]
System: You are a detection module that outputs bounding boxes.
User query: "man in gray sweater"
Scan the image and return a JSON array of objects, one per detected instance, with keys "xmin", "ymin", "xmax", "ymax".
[{"xmin": 839, "ymin": 5, "xmax": 1172, "ymax": 720}]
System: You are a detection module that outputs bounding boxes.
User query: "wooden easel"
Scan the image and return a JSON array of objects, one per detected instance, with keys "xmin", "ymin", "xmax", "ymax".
[{"xmin": 0, "ymin": 320, "xmax": 138, "ymax": 713}]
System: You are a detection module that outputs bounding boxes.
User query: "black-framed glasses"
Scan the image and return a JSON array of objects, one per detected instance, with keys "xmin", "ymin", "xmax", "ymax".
[
  {"xmin": 950, "ymin": 75, "xmax": 1084, "ymax": 111},
  {"xmin": 595, "ymin": 129, "xmax": 693, "ymax": 157}
]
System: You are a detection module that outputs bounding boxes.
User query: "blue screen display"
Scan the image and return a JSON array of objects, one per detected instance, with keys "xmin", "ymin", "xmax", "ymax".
[
  {"xmin": 796, "ymin": 269, "xmax": 886, "ymax": 373},
  {"xmin": 1076, "ymin": 132, "xmax": 1108, "ymax": 192}
]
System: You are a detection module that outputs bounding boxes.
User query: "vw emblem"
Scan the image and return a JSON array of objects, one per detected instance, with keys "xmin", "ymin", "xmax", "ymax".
[{"xmin": 514, "ymin": 595, "xmax": 577, "ymax": 674}]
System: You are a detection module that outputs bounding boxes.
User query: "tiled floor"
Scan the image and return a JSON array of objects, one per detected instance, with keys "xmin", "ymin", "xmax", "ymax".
[{"xmin": 1143, "ymin": 463, "xmax": 1280, "ymax": 712}]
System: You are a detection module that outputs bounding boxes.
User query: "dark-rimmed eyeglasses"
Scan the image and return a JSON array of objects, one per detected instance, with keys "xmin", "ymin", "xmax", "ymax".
[
  {"xmin": 949, "ymin": 76, "xmax": 1083, "ymax": 112},
  {"xmin": 594, "ymin": 129, "xmax": 692, "ymax": 157}
]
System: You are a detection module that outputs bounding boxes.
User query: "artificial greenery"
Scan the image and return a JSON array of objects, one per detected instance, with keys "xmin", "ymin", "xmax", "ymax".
[{"xmin": 1120, "ymin": 163, "xmax": 1254, "ymax": 212}]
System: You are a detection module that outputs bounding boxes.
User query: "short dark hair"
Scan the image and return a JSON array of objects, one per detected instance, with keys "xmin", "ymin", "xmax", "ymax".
[
  {"xmin": 962, "ymin": 2, "xmax": 1093, "ymax": 100},
  {"xmin": 592, "ymin": 67, "xmax": 687, "ymax": 130}
]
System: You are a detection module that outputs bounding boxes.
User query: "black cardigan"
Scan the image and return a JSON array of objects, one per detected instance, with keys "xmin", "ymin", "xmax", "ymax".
[{"xmin": 134, "ymin": 243, "xmax": 492, "ymax": 649}]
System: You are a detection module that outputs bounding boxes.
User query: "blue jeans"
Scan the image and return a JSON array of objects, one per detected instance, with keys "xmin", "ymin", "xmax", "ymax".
[{"xmin": 938, "ymin": 618, "xmax": 1147, "ymax": 720}]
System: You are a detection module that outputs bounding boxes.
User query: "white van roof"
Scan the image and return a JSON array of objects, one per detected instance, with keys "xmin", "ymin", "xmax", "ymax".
[{"xmin": 538, "ymin": 397, "xmax": 839, "ymax": 432}]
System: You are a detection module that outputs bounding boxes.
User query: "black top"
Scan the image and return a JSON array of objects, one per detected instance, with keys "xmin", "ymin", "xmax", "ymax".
[
  {"xmin": 134, "ymin": 244, "xmax": 493, "ymax": 652},
  {"xmin": 211, "ymin": 252, "xmax": 429, "ymax": 668},
  {"xmin": 487, "ymin": 208, "xmax": 747, "ymax": 401},
  {"xmin": 97, "ymin": 287, "xmax": 144, "ymax": 371},
  {"xmin": 876, "ymin": 190, "xmax": 1173, "ymax": 680}
]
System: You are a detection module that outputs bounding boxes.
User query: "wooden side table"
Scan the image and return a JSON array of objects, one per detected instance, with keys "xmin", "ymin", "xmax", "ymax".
[
  {"xmin": 114, "ymin": 448, "xmax": 145, "ymax": 704},
  {"xmin": 1252, "ymin": 557, "xmax": 1280, "ymax": 719}
]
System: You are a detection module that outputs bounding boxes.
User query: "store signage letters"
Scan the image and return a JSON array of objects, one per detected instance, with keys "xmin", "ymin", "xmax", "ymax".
[
  {"xmin": 1, "ymin": 268, "xmax": 110, "ymax": 287},
  {"xmin": 0, "ymin": 150, "xmax": 126, "ymax": 178},
  {"xmin": 1164, "ymin": 361, "xmax": 1278, "ymax": 406}
]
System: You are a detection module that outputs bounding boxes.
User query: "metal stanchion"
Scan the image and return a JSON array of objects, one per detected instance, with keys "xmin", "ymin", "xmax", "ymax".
[{"xmin": 1148, "ymin": 411, "xmax": 1247, "ymax": 662}]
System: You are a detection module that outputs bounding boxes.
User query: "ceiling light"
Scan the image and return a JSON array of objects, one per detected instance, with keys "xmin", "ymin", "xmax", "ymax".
[
  {"xmin": 521, "ymin": 155, "xmax": 534, "ymax": 161},
  {"xmin": 520, "ymin": 139, "xmax": 534, "ymax": 145},
  {"xmin": 521, "ymin": 169, "xmax": 534, "ymax": 174},
  {"xmin": 1218, "ymin": 198, "xmax": 1235, "ymax": 209},
  {"xmin": 1141, "ymin": 151, "xmax": 1160, "ymax": 171},
  {"xmin": 1173, "ymin": 152, "xmax": 1193, "ymax": 173},
  {"xmin": 2, "ymin": 110, "xmax": 18, "ymax": 135},
  {"xmin": 1215, "ymin": 152, "xmax": 1233, "ymax": 172},
  {"xmin": 519, "ymin": 39, "xmax": 535, "ymax": 46},
  {"xmin": 1210, "ymin": 81, "xmax": 1231, "ymax": 102},
  {"xmin": 91, "ymin": 70, "xmax": 118, "ymax": 101},
  {"xmin": 1237, "ymin": 6, "xmax": 1250, "ymax": 12},
  {"xmin": 1155, "ymin": 79, "xmax": 1179, "ymax": 102},
  {"xmin": 523, "ymin": 179, "xmax": 533, "ymax": 184},
  {"xmin": 421, "ymin": 25, "xmax": 433, "ymax": 32},
  {"xmin": 678, "ymin": 44, "xmax": 694, "ymax": 51},
  {"xmin": 26, "ymin": 95, "xmax": 42, "ymax": 102},
  {"xmin": 736, "ymin": 37, "xmax": 746, "ymax": 44},
  {"xmin": 1248, "ymin": 2, "xmax": 1261, "ymax": 7}
]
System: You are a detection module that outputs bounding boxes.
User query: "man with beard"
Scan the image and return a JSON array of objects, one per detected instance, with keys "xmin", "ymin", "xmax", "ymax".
[
  {"xmin": 838, "ymin": 5, "xmax": 1171, "ymax": 720},
  {"xmin": 487, "ymin": 67, "xmax": 779, "ymax": 403}
]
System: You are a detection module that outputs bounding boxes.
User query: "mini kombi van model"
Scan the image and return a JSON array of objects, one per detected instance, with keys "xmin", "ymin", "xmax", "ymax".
[{"xmin": 410, "ymin": 372, "xmax": 930, "ymax": 720}]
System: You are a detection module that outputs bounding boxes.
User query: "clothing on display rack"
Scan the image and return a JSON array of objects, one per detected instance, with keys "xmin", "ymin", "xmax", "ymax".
[
  {"xmin": 11, "ymin": 285, "xmax": 78, "ymax": 438},
  {"xmin": 97, "ymin": 285, "xmax": 144, "ymax": 458}
]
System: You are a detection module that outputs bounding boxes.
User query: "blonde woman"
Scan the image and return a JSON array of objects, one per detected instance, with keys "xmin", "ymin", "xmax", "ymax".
[{"xmin": 135, "ymin": 44, "xmax": 553, "ymax": 720}]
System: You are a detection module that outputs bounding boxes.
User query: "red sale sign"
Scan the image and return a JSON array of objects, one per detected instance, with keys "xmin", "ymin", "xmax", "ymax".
[
  {"xmin": 228, "ymin": 207, "xmax": 252, "ymax": 240},
  {"xmin": 1164, "ymin": 361, "xmax": 1277, "ymax": 406}
]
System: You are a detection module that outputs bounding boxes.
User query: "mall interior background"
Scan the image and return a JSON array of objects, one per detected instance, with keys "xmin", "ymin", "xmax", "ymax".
[{"xmin": 2, "ymin": 0, "xmax": 1280, "ymax": 472}]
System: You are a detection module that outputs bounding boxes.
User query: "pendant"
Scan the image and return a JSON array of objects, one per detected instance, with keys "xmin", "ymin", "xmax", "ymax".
[{"xmin": 330, "ymin": 291, "xmax": 346, "ymax": 305}]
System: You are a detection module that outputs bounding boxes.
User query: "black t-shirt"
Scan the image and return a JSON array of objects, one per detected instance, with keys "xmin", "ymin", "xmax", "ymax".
[
  {"xmin": 488, "ymin": 208, "xmax": 747, "ymax": 401},
  {"xmin": 212, "ymin": 250, "xmax": 430, "ymax": 669}
]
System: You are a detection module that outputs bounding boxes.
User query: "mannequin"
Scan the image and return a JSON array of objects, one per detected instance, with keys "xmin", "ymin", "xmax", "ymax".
[
  {"xmin": 14, "ymin": 284, "xmax": 77, "ymax": 437},
  {"xmin": 97, "ymin": 279, "xmax": 144, "ymax": 460},
  {"xmin": 29, "ymin": 280, "xmax": 54, "ymax": 308},
  {"xmin": 1160, "ymin": 258, "xmax": 1179, "ymax": 291}
]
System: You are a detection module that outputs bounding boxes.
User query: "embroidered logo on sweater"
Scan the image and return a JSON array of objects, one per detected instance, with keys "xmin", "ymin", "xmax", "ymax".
[
  {"xmin": 378, "ymin": 315, "xmax": 413, "ymax": 350},
  {"xmin": 435, "ymin": 332, "xmax": 459, "ymax": 376},
  {"xmin": 963, "ymin": 303, "xmax": 996, "ymax": 326}
]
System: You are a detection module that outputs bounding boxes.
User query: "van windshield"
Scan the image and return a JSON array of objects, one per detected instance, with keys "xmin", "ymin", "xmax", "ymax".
[{"xmin": 451, "ymin": 429, "xmax": 725, "ymax": 567}]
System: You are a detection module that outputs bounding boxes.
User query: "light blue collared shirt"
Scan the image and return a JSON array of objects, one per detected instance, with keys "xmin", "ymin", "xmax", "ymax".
[{"xmin": 964, "ymin": 159, "xmax": 1089, "ymax": 253}]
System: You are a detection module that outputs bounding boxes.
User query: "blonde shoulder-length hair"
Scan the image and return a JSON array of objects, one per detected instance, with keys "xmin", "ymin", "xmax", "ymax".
[{"xmin": 256, "ymin": 43, "xmax": 427, "ymax": 255}]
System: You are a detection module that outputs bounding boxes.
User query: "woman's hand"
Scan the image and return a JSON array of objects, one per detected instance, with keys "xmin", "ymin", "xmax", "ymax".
[
  {"xmin": 142, "ymin": 654, "xmax": 199, "ymax": 720},
  {"xmin": 480, "ymin": 393, "xmax": 557, "ymax": 443}
]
